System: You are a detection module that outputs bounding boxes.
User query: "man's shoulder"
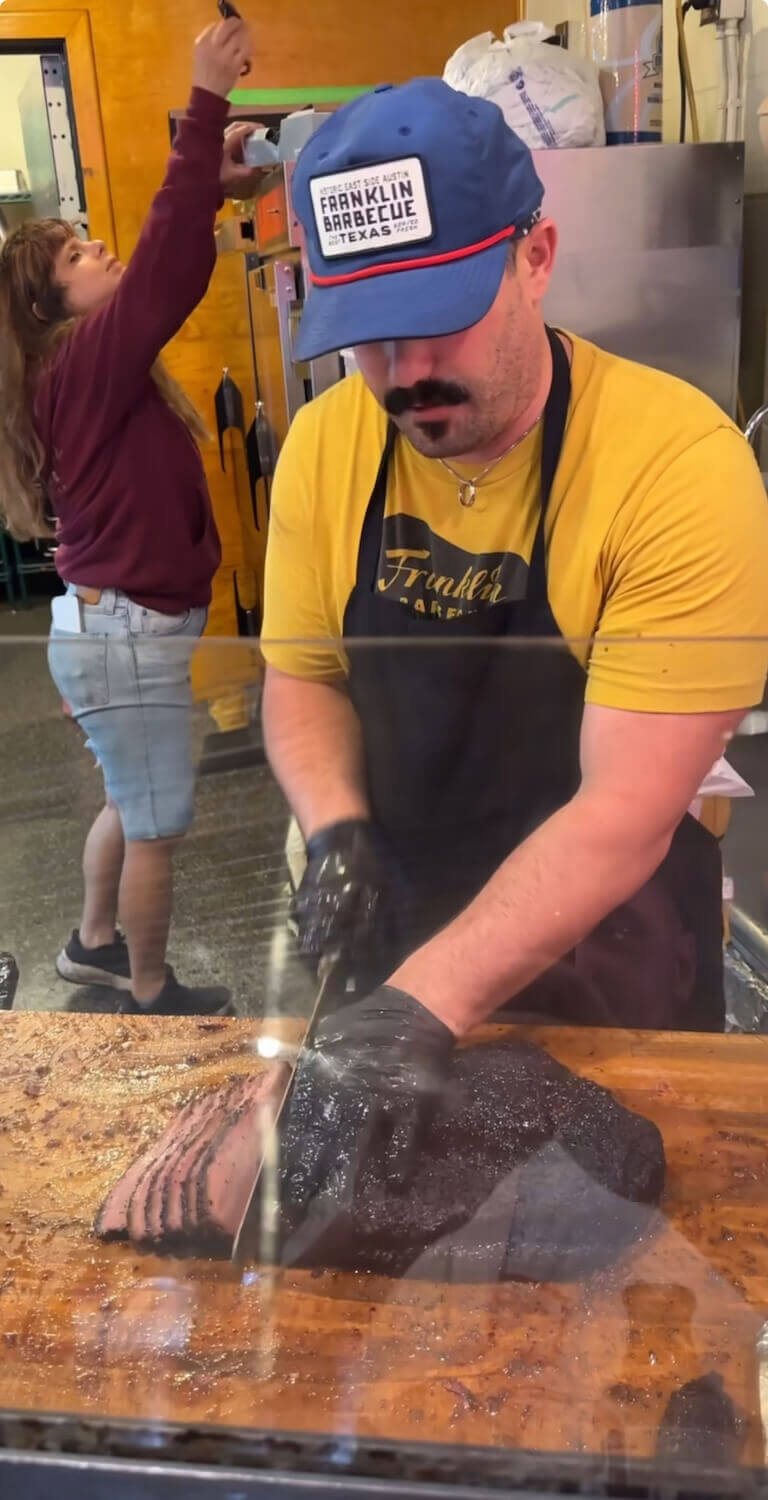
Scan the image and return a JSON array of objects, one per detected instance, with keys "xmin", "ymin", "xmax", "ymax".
[{"xmin": 572, "ymin": 335, "xmax": 741, "ymax": 448}]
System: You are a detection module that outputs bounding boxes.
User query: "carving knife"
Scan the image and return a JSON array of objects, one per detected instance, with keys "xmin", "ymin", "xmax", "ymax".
[{"xmin": 231, "ymin": 953, "xmax": 339, "ymax": 1262}]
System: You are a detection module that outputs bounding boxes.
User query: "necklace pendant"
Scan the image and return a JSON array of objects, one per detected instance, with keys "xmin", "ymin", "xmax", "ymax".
[{"xmin": 459, "ymin": 482, "xmax": 476, "ymax": 508}]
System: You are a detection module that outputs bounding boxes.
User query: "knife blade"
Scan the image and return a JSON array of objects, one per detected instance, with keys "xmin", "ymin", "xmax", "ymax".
[{"xmin": 231, "ymin": 954, "xmax": 339, "ymax": 1262}]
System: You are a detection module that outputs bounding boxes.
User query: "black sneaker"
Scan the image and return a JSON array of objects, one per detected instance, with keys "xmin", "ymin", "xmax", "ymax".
[
  {"xmin": 119, "ymin": 970, "xmax": 232, "ymax": 1017},
  {"xmin": 56, "ymin": 930, "xmax": 132, "ymax": 991},
  {"xmin": 0, "ymin": 952, "xmax": 19, "ymax": 1011}
]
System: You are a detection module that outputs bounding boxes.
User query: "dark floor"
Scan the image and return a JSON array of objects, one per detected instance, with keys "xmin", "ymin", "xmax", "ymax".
[{"xmin": 0, "ymin": 604, "xmax": 314, "ymax": 1018}]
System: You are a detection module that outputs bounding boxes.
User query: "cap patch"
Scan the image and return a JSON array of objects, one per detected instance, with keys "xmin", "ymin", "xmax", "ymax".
[{"xmin": 309, "ymin": 156, "xmax": 433, "ymax": 260}]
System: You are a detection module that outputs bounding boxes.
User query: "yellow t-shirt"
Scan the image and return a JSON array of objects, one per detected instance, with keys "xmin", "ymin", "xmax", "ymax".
[{"xmin": 262, "ymin": 335, "xmax": 768, "ymax": 711}]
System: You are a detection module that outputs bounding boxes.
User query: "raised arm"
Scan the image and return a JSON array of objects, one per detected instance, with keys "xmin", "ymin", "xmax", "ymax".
[{"xmin": 54, "ymin": 19, "xmax": 251, "ymax": 428}]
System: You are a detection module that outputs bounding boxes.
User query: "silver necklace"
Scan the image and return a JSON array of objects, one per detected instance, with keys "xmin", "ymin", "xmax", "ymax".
[{"xmin": 438, "ymin": 415, "xmax": 542, "ymax": 508}]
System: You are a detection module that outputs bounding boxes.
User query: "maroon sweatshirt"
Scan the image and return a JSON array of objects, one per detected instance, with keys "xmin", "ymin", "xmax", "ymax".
[{"xmin": 34, "ymin": 88, "xmax": 226, "ymax": 612}]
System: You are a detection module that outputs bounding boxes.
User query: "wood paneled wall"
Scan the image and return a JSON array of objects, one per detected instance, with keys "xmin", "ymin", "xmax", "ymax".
[{"xmin": 3, "ymin": 0, "xmax": 515, "ymax": 709}]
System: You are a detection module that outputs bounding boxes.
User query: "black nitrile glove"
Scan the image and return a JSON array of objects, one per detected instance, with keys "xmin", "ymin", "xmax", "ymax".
[
  {"xmin": 290, "ymin": 819, "xmax": 389, "ymax": 965},
  {"xmin": 276, "ymin": 987, "xmax": 455, "ymax": 1267}
]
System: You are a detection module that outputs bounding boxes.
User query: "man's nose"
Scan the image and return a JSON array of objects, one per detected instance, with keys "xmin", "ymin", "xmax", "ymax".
[
  {"xmin": 384, "ymin": 340, "xmax": 435, "ymax": 389},
  {"xmin": 88, "ymin": 240, "xmax": 107, "ymax": 259}
]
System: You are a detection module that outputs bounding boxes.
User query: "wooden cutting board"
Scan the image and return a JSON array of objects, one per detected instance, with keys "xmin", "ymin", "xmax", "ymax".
[{"xmin": 0, "ymin": 1012, "xmax": 767, "ymax": 1464}]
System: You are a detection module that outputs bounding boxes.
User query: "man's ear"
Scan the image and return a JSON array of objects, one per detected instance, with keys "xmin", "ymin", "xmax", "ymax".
[{"xmin": 517, "ymin": 219, "xmax": 557, "ymax": 305}]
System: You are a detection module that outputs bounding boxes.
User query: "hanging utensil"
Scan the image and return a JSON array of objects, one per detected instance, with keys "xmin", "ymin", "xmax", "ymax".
[
  {"xmin": 215, "ymin": 368, "xmax": 246, "ymax": 472},
  {"xmin": 215, "ymin": 368, "xmax": 262, "ymax": 635}
]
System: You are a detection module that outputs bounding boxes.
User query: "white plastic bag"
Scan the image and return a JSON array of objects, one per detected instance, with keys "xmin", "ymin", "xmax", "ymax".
[{"xmin": 444, "ymin": 22, "xmax": 606, "ymax": 150}]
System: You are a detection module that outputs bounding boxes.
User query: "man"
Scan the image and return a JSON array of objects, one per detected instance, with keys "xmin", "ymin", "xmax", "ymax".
[{"xmin": 261, "ymin": 79, "xmax": 768, "ymax": 1200}]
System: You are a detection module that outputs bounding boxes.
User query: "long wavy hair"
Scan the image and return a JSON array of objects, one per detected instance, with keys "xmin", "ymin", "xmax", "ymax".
[{"xmin": 0, "ymin": 218, "xmax": 209, "ymax": 541}]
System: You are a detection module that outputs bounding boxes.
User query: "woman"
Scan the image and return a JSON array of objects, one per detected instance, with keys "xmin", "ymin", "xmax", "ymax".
[{"xmin": 0, "ymin": 18, "xmax": 256, "ymax": 1016}]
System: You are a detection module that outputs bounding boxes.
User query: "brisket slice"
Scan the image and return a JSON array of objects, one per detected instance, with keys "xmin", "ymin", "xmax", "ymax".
[
  {"xmin": 145, "ymin": 1089, "xmax": 233, "ymax": 1246},
  {"xmin": 95, "ymin": 1066, "xmax": 289, "ymax": 1256},
  {"xmin": 126, "ymin": 1090, "xmax": 226, "ymax": 1247},
  {"xmin": 176, "ymin": 1079, "xmax": 253, "ymax": 1242},
  {"xmin": 95, "ymin": 1094, "xmax": 205, "ymax": 1240},
  {"xmin": 191, "ymin": 1067, "xmax": 290, "ymax": 1251},
  {"xmin": 163, "ymin": 1080, "xmax": 249, "ymax": 1243},
  {"xmin": 95, "ymin": 1080, "xmax": 248, "ymax": 1246}
]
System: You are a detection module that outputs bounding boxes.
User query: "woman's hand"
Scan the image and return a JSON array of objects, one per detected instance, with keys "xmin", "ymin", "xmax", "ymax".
[
  {"xmin": 194, "ymin": 17, "xmax": 252, "ymax": 99},
  {"xmin": 220, "ymin": 122, "xmax": 265, "ymax": 200}
]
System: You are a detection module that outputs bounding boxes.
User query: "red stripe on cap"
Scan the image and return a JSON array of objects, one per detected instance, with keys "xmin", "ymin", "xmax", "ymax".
[{"xmin": 309, "ymin": 223, "xmax": 517, "ymax": 287}]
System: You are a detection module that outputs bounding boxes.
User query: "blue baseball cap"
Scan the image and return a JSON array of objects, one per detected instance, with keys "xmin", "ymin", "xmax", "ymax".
[{"xmin": 292, "ymin": 78, "xmax": 544, "ymax": 361}]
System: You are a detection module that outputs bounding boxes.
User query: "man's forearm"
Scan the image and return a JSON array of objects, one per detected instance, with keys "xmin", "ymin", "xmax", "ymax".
[
  {"xmin": 262, "ymin": 667, "xmax": 370, "ymax": 839},
  {"xmin": 390, "ymin": 790, "xmax": 674, "ymax": 1036}
]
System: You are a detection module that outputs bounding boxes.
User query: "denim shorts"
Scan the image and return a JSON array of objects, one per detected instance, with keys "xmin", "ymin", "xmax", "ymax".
[{"xmin": 48, "ymin": 588, "xmax": 207, "ymax": 841}]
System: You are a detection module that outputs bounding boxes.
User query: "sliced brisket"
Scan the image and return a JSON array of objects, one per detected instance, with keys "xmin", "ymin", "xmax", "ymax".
[
  {"xmin": 193, "ymin": 1068, "xmax": 290, "ymax": 1250},
  {"xmin": 95, "ymin": 1095, "xmax": 204, "ymax": 1240},
  {"xmin": 96, "ymin": 1067, "xmax": 289, "ymax": 1256}
]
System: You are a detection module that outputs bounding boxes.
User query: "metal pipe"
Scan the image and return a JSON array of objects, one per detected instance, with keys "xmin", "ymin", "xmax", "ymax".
[
  {"xmin": 716, "ymin": 22, "xmax": 728, "ymax": 142},
  {"xmin": 723, "ymin": 19, "xmax": 741, "ymax": 142},
  {"xmin": 730, "ymin": 903, "xmax": 768, "ymax": 983},
  {"xmin": 744, "ymin": 403, "xmax": 768, "ymax": 449},
  {"xmin": 727, "ymin": 21, "xmax": 741, "ymax": 140},
  {"xmin": 736, "ymin": 18, "xmax": 745, "ymax": 138}
]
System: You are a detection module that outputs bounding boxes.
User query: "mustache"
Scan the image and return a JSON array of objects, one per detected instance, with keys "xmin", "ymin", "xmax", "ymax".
[{"xmin": 384, "ymin": 380, "xmax": 470, "ymax": 417}]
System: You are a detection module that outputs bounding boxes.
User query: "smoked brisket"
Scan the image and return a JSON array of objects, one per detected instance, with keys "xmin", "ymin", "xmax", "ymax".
[{"xmin": 96, "ymin": 1041, "xmax": 664, "ymax": 1279}]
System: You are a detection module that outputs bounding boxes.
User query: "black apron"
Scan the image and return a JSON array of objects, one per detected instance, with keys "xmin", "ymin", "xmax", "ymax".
[{"xmin": 342, "ymin": 329, "xmax": 724, "ymax": 1031}]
